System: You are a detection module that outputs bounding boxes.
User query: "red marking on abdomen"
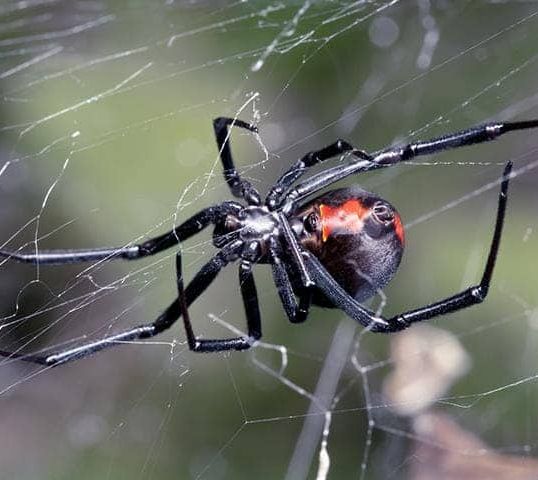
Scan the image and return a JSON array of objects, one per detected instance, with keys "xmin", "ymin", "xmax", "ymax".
[
  {"xmin": 320, "ymin": 199, "xmax": 370, "ymax": 242},
  {"xmin": 394, "ymin": 214, "xmax": 405, "ymax": 245}
]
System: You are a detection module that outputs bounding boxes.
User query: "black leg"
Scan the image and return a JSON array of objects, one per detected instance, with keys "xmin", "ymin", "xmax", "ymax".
[
  {"xmin": 0, "ymin": 300, "xmax": 182, "ymax": 366},
  {"xmin": 302, "ymin": 253, "xmax": 379, "ymax": 329},
  {"xmin": 278, "ymin": 213, "xmax": 315, "ymax": 321},
  {"xmin": 178, "ymin": 241, "xmax": 262, "ymax": 352},
  {"xmin": 383, "ymin": 120, "xmax": 538, "ymax": 164},
  {"xmin": 280, "ymin": 119, "xmax": 538, "ymax": 212},
  {"xmin": 0, "ymin": 203, "xmax": 241, "ymax": 265},
  {"xmin": 380, "ymin": 161, "xmax": 512, "ymax": 332},
  {"xmin": 269, "ymin": 241, "xmax": 312, "ymax": 323},
  {"xmin": 213, "ymin": 117, "xmax": 261, "ymax": 206},
  {"xmin": 238, "ymin": 260, "xmax": 262, "ymax": 340},
  {"xmin": 0, "ymin": 240, "xmax": 245, "ymax": 366},
  {"xmin": 265, "ymin": 140, "xmax": 371, "ymax": 209},
  {"xmin": 303, "ymin": 162, "xmax": 512, "ymax": 333},
  {"xmin": 277, "ymin": 212, "xmax": 314, "ymax": 288}
]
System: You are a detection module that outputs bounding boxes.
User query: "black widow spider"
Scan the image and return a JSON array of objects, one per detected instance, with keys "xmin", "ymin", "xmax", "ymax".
[{"xmin": 1, "ymin": 117, "xmax": 537, "ymax": 367}]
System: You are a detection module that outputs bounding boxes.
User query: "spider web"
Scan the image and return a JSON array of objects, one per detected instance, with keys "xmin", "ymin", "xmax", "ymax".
[{"xmin": 1, "ymin": 1, "xmax": 538, "ymax": 479}]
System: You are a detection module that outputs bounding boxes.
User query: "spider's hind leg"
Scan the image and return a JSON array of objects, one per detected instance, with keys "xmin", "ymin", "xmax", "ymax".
[
  {"xmin": 379, "ymin": 161, "xmax": 513, "ymax": 332},
  {"xmin": 302, "ymin": 162, "xmax": 513, "ymax": 334}
]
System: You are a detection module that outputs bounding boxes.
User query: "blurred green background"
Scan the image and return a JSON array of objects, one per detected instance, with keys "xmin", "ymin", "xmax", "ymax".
[{"xmin": 1, "ymin": 1, "xmax": 538, "ymax": 479}]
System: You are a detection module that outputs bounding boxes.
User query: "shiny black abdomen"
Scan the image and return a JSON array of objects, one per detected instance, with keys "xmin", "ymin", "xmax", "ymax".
[{"xmin": 292, "ymin": 187, "xmax": 404, "ymax": 308}]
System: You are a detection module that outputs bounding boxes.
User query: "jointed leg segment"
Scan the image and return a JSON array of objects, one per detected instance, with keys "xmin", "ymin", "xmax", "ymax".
[
  {"xmin": 213, "ymin": 117, "xmax": 261, "ymax": 205},
  {"xmin": 0, "ymin": 206, "xmax": 250, "ymax": 365},
  {"xmin": 0, "ymin": 238, "xmax": 258, "ymax": 365},
  {"xmin": 178, "ymin": 241, "xmax": 262, "ymax": 353},
  {"xmin": 280, "ymin": 120, "xmax": 538, "ymax": 210},
  {"xmin": 0, "ymin": 203, "xmax": 241, "ymax": 265},
  {"xmin": 265, "ymin": 140, "xmax": 371, "ymax": 209}
]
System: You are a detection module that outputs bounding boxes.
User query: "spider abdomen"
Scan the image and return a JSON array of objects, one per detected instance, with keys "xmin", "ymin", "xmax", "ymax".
[{"xmin": 294, "ymin": 187, "xmax": 404, "ymax": 307}]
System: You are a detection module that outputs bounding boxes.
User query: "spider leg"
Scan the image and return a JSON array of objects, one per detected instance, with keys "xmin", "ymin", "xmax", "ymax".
[
  {"xmin": 265, "ymin": 140, "xmax": 371, "ymax": 209},
  {"xmin": 178, "ymin": 241, "xmax": 262, "ymax": 352},
  {"xmin": 0, "ymin": 301, "xmax": 183, "ymax": 366},
  {"xmin": 0, "ymin": 299, "xmax": 181, "ymax": 367},
  {"xmin": 269, "ymin": 239, "xmax": 312, "ymax": 323},
  {"xmin": 375, "ymin": 120, "xmax": 538, "ymax": 166},
  {"xmin": 0, "ymin": 240, "xmax": 244, "ymax": 366},
  {"xmin": 377, "ymin": 161, "xmax": 512, "ymax": 332},
  {"xmin": 280, "ymin": 119, "xmax": 538, "ymax": 211},
  {"xmin": 273, "ymin": 216, "xmax": 316, "ymax": 323},
  {"xmin": 278, "ymin": 212, "xmax": 314, "ymax": 289},
  {"xmin": 0, "ymin": 203, "xmax": 241, "ymax": 265},
  {"xmin": 213, "ymin": 117, "xmax": 261, "ymax": 206},
  {"xmin": 302, "ymin": 253, "xmax": 381, "ymax": 329},
  {"xmin": 303, "ymin": 162, "xmax": 512, "ymax": 333}
]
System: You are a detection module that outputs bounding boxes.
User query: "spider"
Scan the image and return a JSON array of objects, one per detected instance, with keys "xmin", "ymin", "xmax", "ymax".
[{"xmin": 1, "ymin": 116, "xmax": 537, "ymax": 367}]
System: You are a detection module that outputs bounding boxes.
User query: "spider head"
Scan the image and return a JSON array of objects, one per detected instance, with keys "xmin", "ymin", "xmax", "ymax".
[{"xmin": 292, "ymin": 187, "xmax": 404, "ymax": 305}]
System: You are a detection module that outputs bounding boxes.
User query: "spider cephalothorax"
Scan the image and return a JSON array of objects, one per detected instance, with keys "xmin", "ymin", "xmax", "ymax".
[{"xmin": 0, "ymin": 116, "xmax": 536, "ymax": 366}]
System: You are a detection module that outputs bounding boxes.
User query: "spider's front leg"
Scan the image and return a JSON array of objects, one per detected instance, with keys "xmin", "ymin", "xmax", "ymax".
[
  {"xmin": 265, "ymin": 140, "xmax": 371, "ymax": 210},
  {"xmin": 278, "ymin": 119, "xmax": 538, "ymax": 211},
  {"xmin": 0, "ymin": 203, "xmax": 242, "ymax": 265},
  {"xmin": 213, "ymin": 117, "xmax": 261, "ymax": 206}
]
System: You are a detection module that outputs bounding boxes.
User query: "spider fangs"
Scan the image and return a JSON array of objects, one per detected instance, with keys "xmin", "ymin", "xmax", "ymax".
[{"xmin": 0, "ymin": 116, "xmax": 536, "ymax": 366}]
